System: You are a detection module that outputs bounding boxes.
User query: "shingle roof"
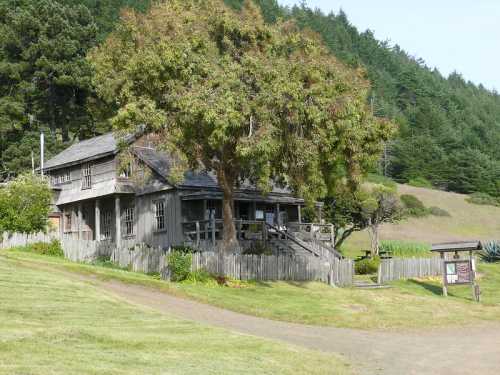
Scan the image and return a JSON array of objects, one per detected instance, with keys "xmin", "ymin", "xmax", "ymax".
[
  {"xmin": 44, "ymin": 133, "xmax": 120, "ymax": 170},
  {"xmin": 133, "ymin": 146, "xmax": 293, "ymax": 194}
]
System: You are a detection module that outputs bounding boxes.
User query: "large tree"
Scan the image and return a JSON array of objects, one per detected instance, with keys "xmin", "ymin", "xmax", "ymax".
[
  {"xmin": 0, "ymin": 0, "xmax": 98, "ymax": 176},
  {"xmin": 90, "ymin": 0, "xmax": 393, "ymax": 250}
]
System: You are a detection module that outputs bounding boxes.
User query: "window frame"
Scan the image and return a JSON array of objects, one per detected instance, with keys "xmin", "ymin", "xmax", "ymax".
[
  {"xmin": 81, "ymin": 163, "xmax": 92, "ymax": 190},
  {"xmin": 122, "ymin": 205, "xmax": 135, "ymax": 238},
  {"xmin": 101, "ymin": 210, "xmax": 112, "ymax": 240},
  {"xmin": 153, "ymin": 199, "xmax": 166, "ymax": 232}
]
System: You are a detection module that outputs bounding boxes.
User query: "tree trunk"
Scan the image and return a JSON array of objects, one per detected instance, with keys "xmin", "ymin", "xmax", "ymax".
[
  {"xmin": 217, "ymin": 168, "xmax": 237, "ymax": 253},
  {"xmin": 368, "ymin": 223, "xmax": 380, "ymax": 256}
]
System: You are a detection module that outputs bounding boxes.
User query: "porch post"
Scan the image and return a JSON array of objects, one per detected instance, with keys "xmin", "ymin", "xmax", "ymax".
[
  {"xmin": 298, "ymin": 205, "xmax": 302, "ymax": 224},
  {"xmin": 276, "ymin": 203, "xmax": 281, "ymax": 227},
  {"xmin": 252, "ymin": 201, "xmax": 257, "ymax": 221},
  {"xmin": 115, "ymin": 196, "xmax": 121, "ymax": 248},
  {"xmin": 95, "ymin": 199, "xmax": 101, "ymax": 241},
  {"xmin": 77, "ymin": 203, "xmax": 83, "ymax": 240}
]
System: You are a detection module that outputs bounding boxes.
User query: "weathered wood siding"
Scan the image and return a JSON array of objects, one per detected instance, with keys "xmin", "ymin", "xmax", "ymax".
[
  {"xmin": 134, "ymin": 190, "xmax": 183, "ymax": 248},
  {"xmin": 377, "ymin": 257, "xmax": 443, "ymax": 283}
]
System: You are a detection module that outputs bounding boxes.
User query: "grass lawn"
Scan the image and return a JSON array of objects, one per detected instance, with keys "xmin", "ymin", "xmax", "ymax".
[
  {"xmin": 3, "ymin": 250, "xmax": 500, "ymax": 331},
  {"xmin": 0, "ymin": 255, "xmax": 350, "ymax": 375},
  {"xmin": 341, "ymin": 184, "xmax": 500, "ymax": 259}
]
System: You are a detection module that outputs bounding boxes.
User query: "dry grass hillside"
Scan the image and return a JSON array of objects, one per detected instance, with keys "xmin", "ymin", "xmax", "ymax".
[{"xmin": 344, "ymin": 184, "xmax": 500, "ymax": 254}]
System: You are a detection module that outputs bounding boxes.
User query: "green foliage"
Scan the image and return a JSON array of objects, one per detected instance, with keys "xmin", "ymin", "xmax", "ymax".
[
  {"xmin": 379, "ymin": 240, "xmax": 431, "ymax": 258},
  {"xmin": 184, "ymin": 269, "xmax": 218, "ymax": 286},
  {"xmin": 90, "ymin": 0, "xmax": 394, "ymax": 247},
  {"xmin": 400, "ymin": 194, "xmax": 428, "ymax": 217},
  {"xmin": 355, "ymin": 256, "xmax": 380, "ymax": 275},
  {"xmin": 12, "ymin": 240, "xmax": 63, "ymax": 257},
  {"xmin": 365, "ymin": 173, "xmax": 397, "ymax": 189},
  {"xmin": 466, "ymin": 192, "xmax": 500, "ymax": 207},
  {"xmin": 0, "ymin": 0, "xmax": 101, "ymax": 177},
  {"xmin": 481, "ymin": 241, "xmax": 500, "ymax": 263},
  {"xmin": 408, "ymin": 177, "xmax": 433, "ymax": 189},
  {"xmin": 0, "ymin": 175, "xmax": 52, "ymax": 233},
  {"xmin": 167, "ymin": 251, "xmax": 192, "ymax": 282},
  {"xmin": 428, "ymin": 206, "xmax": 451, "ymax": 217}
]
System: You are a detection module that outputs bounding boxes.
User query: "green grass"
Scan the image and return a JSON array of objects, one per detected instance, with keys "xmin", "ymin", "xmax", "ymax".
[
  {"xmin": 4, "ymin": 250, "xmax": 500, "ymax": 331},
  {"xmin": 0, "ymin": 254, "xmax": 350, "ymax": 375},
  {"xmin": 379, "ymin": 240, "xmax": 432, "ymax": 258}
]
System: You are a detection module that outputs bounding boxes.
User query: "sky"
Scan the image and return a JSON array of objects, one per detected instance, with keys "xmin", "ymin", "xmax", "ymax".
[{"xmin": 279, "ymin": 0, "xmax": 500, "ymax": 91}]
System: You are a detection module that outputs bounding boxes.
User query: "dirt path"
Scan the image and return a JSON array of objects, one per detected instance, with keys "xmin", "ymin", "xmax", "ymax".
[{"xmin": 69, "ymin": 275, "xmax": 498, "ymax": 375}]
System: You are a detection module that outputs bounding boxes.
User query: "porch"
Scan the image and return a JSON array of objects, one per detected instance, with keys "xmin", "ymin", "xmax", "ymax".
[{"xmin": 60, "ymin": 194, "xmax": 135, "ymax": 247}]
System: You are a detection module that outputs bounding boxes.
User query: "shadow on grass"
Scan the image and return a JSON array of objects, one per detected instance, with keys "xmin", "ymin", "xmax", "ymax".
[{"xmin": 407, "ymin": 279, "xmax": 443, "ymax": 296}]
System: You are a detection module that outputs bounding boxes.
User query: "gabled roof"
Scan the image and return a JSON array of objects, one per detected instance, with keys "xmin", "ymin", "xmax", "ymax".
[
  {"xmin": 44, "ymin": 133, "xmax": 132, "ymax": 171},
  {"xmin": 133, "ymin": 146, "xmax": 293, "ymax": 195}
]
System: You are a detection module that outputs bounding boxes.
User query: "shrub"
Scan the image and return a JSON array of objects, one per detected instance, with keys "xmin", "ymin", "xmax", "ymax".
[
  {"xmin": 408, "ymin": 177, "xmax": 433, "ymax": 188},
  {"xmin": 400, "ymin": 194, "xmax": 428, "ymax": 217},
  {"xmin": 19, "ymin": 240, "xmax": 64, "ymax": 257},
  {"xmin": 379, "ymin": 240, "xmax": 431, "ymax": 257},
  {"xmin": 355, "ymin": 257, "xmax": 380, "ymax": 275},
  {"xmin": 167, "ymin": 251, "xmax": 192, "ymax": 282},
  {"xmin": 428, "ymin": 206, "xmax": 451, "ymax": 217},
  {"xmin": 184, "ymin": 269, "xmax": 217, "ymax": 285},
  {"xmin": 481, "ymin": 241, "xmax": 500, "ymax": 263},
  {"xmin": 466, "ymin": 192, "xmax": 500, "ymax": 207}
]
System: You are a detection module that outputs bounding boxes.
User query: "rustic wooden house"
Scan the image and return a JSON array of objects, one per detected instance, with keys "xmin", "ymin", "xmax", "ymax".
[{"xmin": 43, "ymin": 133, "xmax": 339, "ymax": 258}]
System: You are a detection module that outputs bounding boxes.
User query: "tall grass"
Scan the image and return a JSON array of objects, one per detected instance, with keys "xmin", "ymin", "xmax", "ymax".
[{"xmin": 380, "ymin": 240, "xmax": 431, "ymax": 258}]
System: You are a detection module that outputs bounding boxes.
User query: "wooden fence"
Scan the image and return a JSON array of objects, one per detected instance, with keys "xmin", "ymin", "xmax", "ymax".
[
  {"xmin": 377, "ymin": 257, "xmax": 443, "ymax": 283},
  {"xmin": 0, "ymin": 231, "xmax": 353, "ymax": 287},
  {"xmin": 0, "ymin": 232, "xmax": 56, "ymax": 249},
  {"xmin": 189, "ymin": 252, "xmax": 354, "ymax": 286}
]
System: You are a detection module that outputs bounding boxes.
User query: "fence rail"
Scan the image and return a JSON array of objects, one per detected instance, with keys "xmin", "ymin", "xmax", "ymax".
[
  {"xmin": 0, "ymin": 231, "xmax": 353, "ymax": 287},
  {"xmin": 377, "ymin": 257, "xmax": 443, "ymax": 283},
  {"xmin": 189, "ymin": 252, "xmax": 354, "ymax": 286},
  {"xmin": 0, "ymin": 232, "xmax": 57, "ymax": 249}
]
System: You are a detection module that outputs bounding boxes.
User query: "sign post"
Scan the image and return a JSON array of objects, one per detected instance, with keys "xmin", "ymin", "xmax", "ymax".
[{"xmin": 432, "ymin": 242, "xmax": 482, "ymax": 302}]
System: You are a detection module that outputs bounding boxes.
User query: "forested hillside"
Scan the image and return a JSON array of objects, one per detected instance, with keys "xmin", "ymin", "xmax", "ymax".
[{"xmin": 1, "ymin": 0, "xmax": 499, "ymax": 198}]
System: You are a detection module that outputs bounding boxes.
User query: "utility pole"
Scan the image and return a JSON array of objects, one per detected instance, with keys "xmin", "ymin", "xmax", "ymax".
[{"xmin": 40, "ymin": 131, "xmax": 44, "ymax": 176}]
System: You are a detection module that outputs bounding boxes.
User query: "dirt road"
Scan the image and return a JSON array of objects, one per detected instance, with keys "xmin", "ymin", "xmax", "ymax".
[{"xmin": 78, "ymin": 275, "xmax": 500, "ymax": 375}]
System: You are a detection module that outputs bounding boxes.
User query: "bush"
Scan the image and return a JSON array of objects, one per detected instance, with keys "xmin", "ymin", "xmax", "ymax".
[
  {"xmin": 408, "ymin": 177, "xmax": 433, "ymax": 188},
  {"xmin": 481, "ymin": 241, "xmax": 500, "ymax": 263},
  {"xmin": 17, "ymin": 240, "xmax": 64, "ymax": 257},
  {"xmin": 379, "ymin": 240, "xmax": 431, "ymax": 257},
  {"xmin": 184, "ymin": 269, "xmax": 217, "ymax": 285},
  {"xmin": 167, "ymin": 251, "xmax": 192, "ymax": 281},
  {"xmin": 355, "ymin": 257, "xmax": 380, "ymax": 275},
  {"xmin": 428, "ymin": 206, "xmax": 451, "ymax": 217},
  {"xmin": 466, "ymin": 192, "xmax": 500, "ymax": 207},
  {"xmin": 400, "ymin": 194, "xmax": 428, "ymax": 217}
]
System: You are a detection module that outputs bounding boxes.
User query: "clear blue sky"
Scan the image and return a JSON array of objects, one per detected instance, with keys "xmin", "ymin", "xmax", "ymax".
[{"xmin": 279, "ymin": 0, "xmax": 500, "ymax": 91}]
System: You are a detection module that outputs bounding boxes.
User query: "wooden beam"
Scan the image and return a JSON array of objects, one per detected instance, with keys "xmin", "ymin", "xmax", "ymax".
[
  {"xmin": 95, "ymin": 199, "xmax": 101, "ymax": 241},
  {"xmin": 77, "ymin": 203, "xmax": 83, "ymax": 240},
  {"xmin": 115, "ymin": 196, "xmax": 121, "ymax": 248}
]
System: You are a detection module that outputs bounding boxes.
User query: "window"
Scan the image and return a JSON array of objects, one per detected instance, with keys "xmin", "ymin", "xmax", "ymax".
[
  {"xmin": 154, "ymin": 200, "xmax": 166, "ymax": 231},
  {"xmin": 51, "ymin": 170, "xmax": 71, "ymax": 185},
  {"xmin": 82, "ymin": 163, "xmax": 92, "ymax": 189},
  {"xmin": 123, "ymin": 206, "xmax": 135, "ymax": 237},
  {"xmin": 64, "ymin": 213, "xmax": 72, "ymax": 232},
  {"xmin": 119, "ymin": 161, "xmax": 133, "ymax": 178},
  {"xmin": 101, "ymin": 211, "xmax": 112, "ymax": 240}
]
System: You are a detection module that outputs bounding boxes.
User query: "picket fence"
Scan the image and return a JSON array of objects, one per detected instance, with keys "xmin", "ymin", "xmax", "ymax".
[
  {"xmin": 377, "ymin": 257, "xmax": 443, "ymax": 283},
  {"xmin": 0, "ymin": 231, "xmax": 353, "ymax": 286},
  {"xmin": 0, "ymin": 232, "xmax": 56, "ymax": 249},
  {"xmin": 190, "ymin": 252, "xmax": 354, "ymax": 286}
]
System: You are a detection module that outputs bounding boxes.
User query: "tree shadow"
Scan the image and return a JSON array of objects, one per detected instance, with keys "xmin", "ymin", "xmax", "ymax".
[{"xmin": 407, "ymin": 279, "xmax": 443, "ymax": 296}]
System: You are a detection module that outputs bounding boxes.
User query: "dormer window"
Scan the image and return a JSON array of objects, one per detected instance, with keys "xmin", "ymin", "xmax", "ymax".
[
  {"xmin": 119, "ymin": 161, "xmax": 133, "ymax": 178},
  {"xmin": 82, "ymin": 163, "xmax": 92, "ymax": 189}
]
